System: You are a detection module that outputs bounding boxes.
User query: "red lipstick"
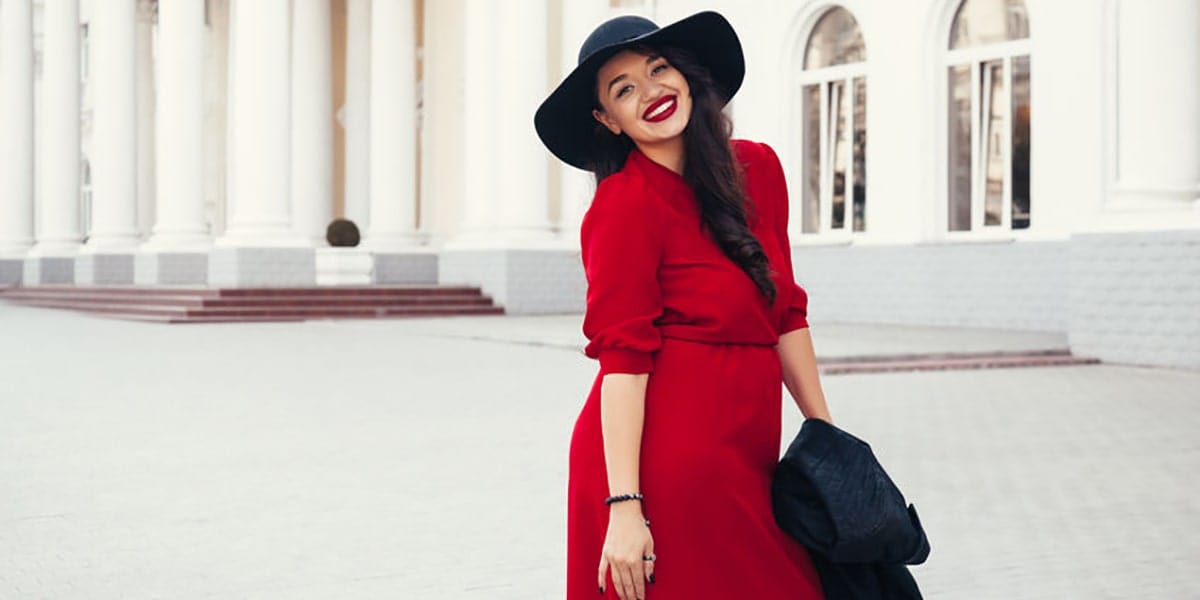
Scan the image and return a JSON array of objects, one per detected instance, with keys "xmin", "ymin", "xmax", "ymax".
[{"xmin": 642, "ymin": 95, "xmax": 677, "ymax": 122}]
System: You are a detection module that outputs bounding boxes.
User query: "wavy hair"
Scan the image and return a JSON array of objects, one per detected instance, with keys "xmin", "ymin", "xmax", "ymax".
[{"xmin": 588, "ymin": 44, "xmax": 777, "ymax": 306}]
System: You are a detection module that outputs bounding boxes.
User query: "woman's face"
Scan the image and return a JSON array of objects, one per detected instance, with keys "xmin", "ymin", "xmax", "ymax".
[{"xmin": 592, "ymin": 49, "xmax": 692, "ymax": 149}]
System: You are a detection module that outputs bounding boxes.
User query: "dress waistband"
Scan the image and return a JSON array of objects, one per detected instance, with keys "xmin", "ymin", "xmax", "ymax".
[{"xmin": 661, "ymin": 334, "xmax": 778, "ymax": 348}]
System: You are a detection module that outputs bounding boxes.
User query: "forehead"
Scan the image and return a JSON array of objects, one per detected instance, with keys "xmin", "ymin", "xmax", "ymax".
[{"xmin": 596, "ymin": 49, "xmax": 656, "ymax": 84}]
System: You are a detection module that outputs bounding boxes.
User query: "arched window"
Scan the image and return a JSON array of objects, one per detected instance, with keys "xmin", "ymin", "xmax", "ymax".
[
  {"xmin": 799, "ymin": 7, "xmax": 866, "ymax": 235},
  {"xmin": 945, "ymin": 0, "xmax": 1030, "ymax": 232}
]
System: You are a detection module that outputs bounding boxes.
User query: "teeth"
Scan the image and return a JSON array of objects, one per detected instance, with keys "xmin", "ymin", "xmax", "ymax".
[{"xmin": 646, "ymin": 98, "xmax": 673, "ymax": 119}]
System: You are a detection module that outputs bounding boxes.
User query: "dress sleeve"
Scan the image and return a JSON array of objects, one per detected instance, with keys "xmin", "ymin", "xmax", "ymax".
[
  {"xmin": 759, "ymin": 142, "xmax": 810, "ymax": 334},
  {"xmin": 580, "ymin": 173, "xmax": 666, "ymax": 375}
]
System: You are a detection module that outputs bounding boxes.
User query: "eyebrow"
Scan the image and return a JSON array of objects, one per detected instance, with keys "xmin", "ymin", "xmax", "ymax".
[{"xmin": 606, "ymin": 54, "xmax": 663, "ymax": 93}]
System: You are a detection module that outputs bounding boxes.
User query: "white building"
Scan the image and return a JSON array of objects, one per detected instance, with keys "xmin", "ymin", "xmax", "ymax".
[{"xmin": 0, "ymin": 0, "xmax": 1196, "ymax": 369}]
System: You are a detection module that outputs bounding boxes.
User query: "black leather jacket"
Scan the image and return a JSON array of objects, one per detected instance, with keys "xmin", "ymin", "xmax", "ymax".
[{"xmin": 772, "ymin": 418, "xmax": 931, "ymax": 600}]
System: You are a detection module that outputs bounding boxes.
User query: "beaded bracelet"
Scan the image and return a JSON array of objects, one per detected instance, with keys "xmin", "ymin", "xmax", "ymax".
[{"xmin": 604, "ymin": 492, "xmax": 644, "ymax": 506}]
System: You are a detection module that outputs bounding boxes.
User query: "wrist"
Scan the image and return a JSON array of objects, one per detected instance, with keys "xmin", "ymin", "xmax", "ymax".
[{"xmin": 609, "ymin": 501, "xmax": 645, "ymax": 517}]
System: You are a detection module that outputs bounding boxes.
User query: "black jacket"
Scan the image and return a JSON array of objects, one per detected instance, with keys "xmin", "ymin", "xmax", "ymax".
[{"xmin": 772, "ymin": 419, "xmax": 930, "ymax": 599}]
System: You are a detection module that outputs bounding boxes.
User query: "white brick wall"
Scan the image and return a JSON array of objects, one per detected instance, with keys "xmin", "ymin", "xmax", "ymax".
[
  {"xmin": 0, "ymin": 258, "xmax": 23, "ymax": 285},
  {"xmin": 75, "ymin": 253, "xmax": 135, "ymax": 285},
  {"xmin": 1068, "ymin": 230, "xmax": 1200, "ymax": 370},
  {"xmin": 439, "ymin": 248, "xmax": 585, "ymax": 314},
  {"xmin": 791, "ymin": 241, "xmax": 1071, "ymax": 332},
  {"xmin": 208, "ymin": 247, "xmax": 316, "ymax": 287}
]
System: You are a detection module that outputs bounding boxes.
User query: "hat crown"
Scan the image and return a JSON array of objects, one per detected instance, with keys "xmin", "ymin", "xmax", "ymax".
[{"xmin": 577, "ymin": 15, "xmax": 659, "ymax": 66}]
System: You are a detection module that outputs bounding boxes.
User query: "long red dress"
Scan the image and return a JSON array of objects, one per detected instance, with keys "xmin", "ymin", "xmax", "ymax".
[{"xmin": 567, "ymin": 139, "xmax": 824, "ymax": 599}]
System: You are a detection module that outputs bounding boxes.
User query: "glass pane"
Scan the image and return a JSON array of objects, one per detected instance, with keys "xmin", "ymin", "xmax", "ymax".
[
  {"xmin": 1011, "ymin": 55, "xmax": 1031, "ymax": 229},
  {"xmin": 982, "ymin": 60, "xmax": 1005, "ymax": 227},
  {"xmin": 802, "ymin": 85, "xmax": 820, "ymax": 234},
  {"xmin": 947, "ymin": 65, "xmax": 972, "ymax": 231},
  {"xmin": 830, "ymin": 81, "xmax": 849, "ymax": 230},
  {"xmin": 852, "ymin": 77, "xmax": 866, "ymax": 232},
  {"xmin": 804, "ymin": 7, "xmax": 866, "ymax": 69},
  {"xmin": 949, "ymin": 0, "xmax": 1029, "ymax": 49}
]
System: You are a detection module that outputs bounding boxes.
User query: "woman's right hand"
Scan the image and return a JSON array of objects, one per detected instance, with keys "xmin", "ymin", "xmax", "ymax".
[{"xmin": 598, "ymin": 503, "xmax": 655, "ymax": 599}]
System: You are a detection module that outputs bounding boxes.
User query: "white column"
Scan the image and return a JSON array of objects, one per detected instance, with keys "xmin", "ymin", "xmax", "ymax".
[
  {"xmin": 292, "ymin": 0, "xmax": 334, "ymax": 244},
  {"xmin": 344, "ymin": 0, "xmax": 371, "ymax": 227},
  {"xmin": 219, "ymin": 0, "xmax": 296, "ymax": 245},
  {"xmin": 84, "ymin": 0, "xmax": 140, "ymax": 251},
  {"xmin": 0, "ymin": 0, "xmax": 35, "ymax": 256},
  {"xmin": 363, "ymin": 0, "xmax": 419, "ymax": 249},
  {"xmin": 1113, "ymin": 0, "xmax": 1200, "ymax": 210},
  {"xmin": 135, "ymin": 0, "xmax": 156, "ymax": 238},
  {"xmin": 451, "ymin": 0, "xmax": 498, "ymax": 245},
  {"xmin": 493, "ymin": 0, "xmax": 553, "ymax": 241},
  {"xmin": 557, "ymin": 1, "xmax": 610, "ymax": 243},
  {"xmin": 30, "ymin": 0, "xmax": 83, "ymax": 257},
  {"xmin": 146, "ymin": 0, "xmax": 208, "ymax": 249}
]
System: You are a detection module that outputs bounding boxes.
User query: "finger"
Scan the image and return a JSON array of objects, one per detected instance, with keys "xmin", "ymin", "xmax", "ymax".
[
  {"xmin": 616, "ymin": 562, "xmax": 636, "ymax": 600},
  {"xmin": 598, "ymin": 554, "xmax": 610, "ymax": 595},
  {"xmin": 631, "ymin": 562, "xmax": 646, "ymax": 600},
  {"xmin": 645, "ymin": 537, "xmax": 655, "ymax": 581}
]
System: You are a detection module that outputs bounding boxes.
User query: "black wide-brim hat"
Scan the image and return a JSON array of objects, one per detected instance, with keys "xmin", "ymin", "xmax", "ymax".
[{"xmin": 534, "ymin": 11, "xmax": 745, "ymax": 171}]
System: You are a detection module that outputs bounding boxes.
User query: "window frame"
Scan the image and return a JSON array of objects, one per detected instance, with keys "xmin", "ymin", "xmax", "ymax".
[
  {"xmin": 794, "ymin": 33, "xmax": 868, "ymax": 242},
  {"xmin": 940, "ymin": 11, "xmax": 1031, "ymax": 240}
]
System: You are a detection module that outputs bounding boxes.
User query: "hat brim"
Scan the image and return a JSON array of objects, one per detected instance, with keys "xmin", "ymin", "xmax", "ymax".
[{"xmin": 534, "ymin": 11, "xmax": 745, "ymax": 171}]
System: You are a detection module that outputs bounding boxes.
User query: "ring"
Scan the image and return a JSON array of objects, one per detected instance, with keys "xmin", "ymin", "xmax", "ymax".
[{"xmin": 642, "ymin": 553, "xmax": 656, "ymax": 562}]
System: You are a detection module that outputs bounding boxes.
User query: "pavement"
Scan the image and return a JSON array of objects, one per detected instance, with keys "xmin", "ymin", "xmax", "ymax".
[{"xmin": 1, "ymin": 303, "xmax": 1197, "ymax": 599}]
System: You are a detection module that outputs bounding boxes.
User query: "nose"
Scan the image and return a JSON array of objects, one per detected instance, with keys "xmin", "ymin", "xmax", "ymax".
[{"xmin": 641, "ymin": 82, "xmax": 665, "ymax": 104}]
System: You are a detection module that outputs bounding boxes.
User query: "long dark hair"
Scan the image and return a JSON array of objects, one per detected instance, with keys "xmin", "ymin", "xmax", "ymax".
[{"xmin": 588, "ymin": 45, "xmax": 777, "ymax": 306}]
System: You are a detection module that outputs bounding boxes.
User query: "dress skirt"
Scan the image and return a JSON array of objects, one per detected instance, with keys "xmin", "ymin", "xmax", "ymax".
[{"xmin": 566, "ymin": 336, "xmax": 825, "ymax": 599}]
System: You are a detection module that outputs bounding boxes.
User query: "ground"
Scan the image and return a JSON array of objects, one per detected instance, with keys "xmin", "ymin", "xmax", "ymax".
[{"xmin": 1, "ymin": 304, "xmax": 1197, "ymax": 598}]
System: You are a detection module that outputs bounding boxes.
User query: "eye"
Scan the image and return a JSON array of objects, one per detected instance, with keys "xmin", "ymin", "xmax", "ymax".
[
  {"xmin": 651, "ymin": 63, "xmax": 669, "ymax": 75},
  {"xmin": 616, "ymin": 84, "xmax": 633, "ymax": 98}
]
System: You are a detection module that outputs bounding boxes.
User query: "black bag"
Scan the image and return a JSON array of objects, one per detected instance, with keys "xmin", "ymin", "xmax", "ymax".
[{"xmin": 772, "ymin": 418, "xmax": 930, "ymax": 599}]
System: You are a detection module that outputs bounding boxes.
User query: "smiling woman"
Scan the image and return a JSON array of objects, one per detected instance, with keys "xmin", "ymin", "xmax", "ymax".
[{"xmin": 535, "ymin": 11, "xmax": 832, "ymax": 600}]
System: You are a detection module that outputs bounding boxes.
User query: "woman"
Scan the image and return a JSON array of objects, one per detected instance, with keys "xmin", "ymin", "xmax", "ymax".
[{"xmin": 535, "ymin": 11, "xmax": 833, "ymax": 600}]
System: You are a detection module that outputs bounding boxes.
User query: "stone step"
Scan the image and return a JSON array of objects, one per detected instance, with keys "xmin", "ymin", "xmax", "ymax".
[
  {"xmin": 820, "ymin": 351, "xmax": 1100, "ymax": 375},
  {"xmin": 0, "ymin": 291, "xmax": 492, "ymax": 308},
  {"xmin": 0, "ymin": 284, "xmax": 504, "ymax": 323},
  {"xmin": 7, "ymin": 298, "xmax": 505, "ymax": 322},
  {"xmin": 6, "ymin": 284, "xmax": 484, "ymax": 298}
]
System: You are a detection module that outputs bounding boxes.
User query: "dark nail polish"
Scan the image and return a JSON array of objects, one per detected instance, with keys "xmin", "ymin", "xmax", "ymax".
[
  {"xmin": 599, "ymin": 586, "xmax": 604, "ymax": 595},
  {"xmin": 649, "ymin": 573, "xmax": 656, "ymax": 584}
]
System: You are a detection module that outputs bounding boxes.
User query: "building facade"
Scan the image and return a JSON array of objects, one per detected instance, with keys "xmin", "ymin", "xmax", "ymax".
[{"xmin": 0, "ymin": 0, "xmax": 1197, "ymax": 369}]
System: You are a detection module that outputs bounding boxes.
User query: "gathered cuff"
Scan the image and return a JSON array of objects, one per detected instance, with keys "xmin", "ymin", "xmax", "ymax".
[
  {"xmin": 598, "ymin": 348, "xmax": 655, "ymax": 375},
  {"xmin": 780, "ymin": 312, "xmax": 810, "ymax": 335}
]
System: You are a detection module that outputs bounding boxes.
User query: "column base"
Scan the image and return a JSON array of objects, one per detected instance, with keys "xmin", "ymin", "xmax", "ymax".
[
  {"xmin": 208, "ymin": 246, "xmax": 316, "ymax": 287},
  {"xmin": 316, "ymin": 247, "xmax": 373, "ymax": 285},
  {"xmin": 438, "ymin": 246, "xmax": 584, "ymax": 314},
  {"xmin": 0, "ymin": 258, "xmax": 24, "ymax": 285},
  {"xmin": 372, "ymin": 250, "xmax": 437, "ymax": 284},
  {"xmin": 75, "ymin": 252, "xmax": 136, "ymax": 285},
  {"xmin": 134, "ymin": 251, "xmax": 209, "ymax": 285},
  {"xmin": 23, "ymin": 256, "xmax": 76, "ymax": 285}
]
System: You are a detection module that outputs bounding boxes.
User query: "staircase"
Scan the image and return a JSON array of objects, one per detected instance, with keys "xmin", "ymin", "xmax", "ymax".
[{"xmin": 0, "ymin": 285, "xmax": 505, "ymax": 323}]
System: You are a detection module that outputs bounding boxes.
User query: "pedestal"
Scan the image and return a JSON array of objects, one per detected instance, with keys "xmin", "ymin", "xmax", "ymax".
[
  {"xmin": 316, "ymin": 247, "xmax": 373, "ymax": 286},
  {"xmin": 438, "ymin": 245, "xmax": 584, "ymax": 314},
  {"xmin": 372, "ymin": 249, "xmax": 437, "ymax": 284},
  {"xmin": 208, "ymin": 246, "xmax": 315, "ymax": 287},
  {"xmin": 75, "ymin": 252, "xmax": 135, "ymax": 284},
  {"xmin": 0, "ymin": 258, "xmax": 24, "ymax": 285},
  {"xmin": 134, "ymin": 250, "xmax": 208, "ymax": 285},
  {"xmin": 23, "ymin": 256, "xmax": 75, "ymax": 285}
]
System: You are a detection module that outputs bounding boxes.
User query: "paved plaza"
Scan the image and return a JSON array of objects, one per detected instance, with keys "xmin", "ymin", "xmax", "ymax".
[{"xmin": 1, "ymin": 303, "xmax": 1198, "ymax": 598}]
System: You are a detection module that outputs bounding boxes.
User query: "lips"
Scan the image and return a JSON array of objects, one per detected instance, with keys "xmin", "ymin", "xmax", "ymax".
[{"xmin": 643, "ymin": 95, "xmax": 677, "ymax": 123}]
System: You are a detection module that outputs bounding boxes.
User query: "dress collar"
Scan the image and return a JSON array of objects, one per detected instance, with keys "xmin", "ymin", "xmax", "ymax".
[{"xmin": 626, "ymin": 147, "xmax": 690, "ymax": 193}]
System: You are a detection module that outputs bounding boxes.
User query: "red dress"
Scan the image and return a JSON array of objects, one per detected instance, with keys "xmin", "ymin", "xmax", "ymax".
[{"xmin": 568, "ymin": 140, "xmax": 824, "ymax": 599}]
